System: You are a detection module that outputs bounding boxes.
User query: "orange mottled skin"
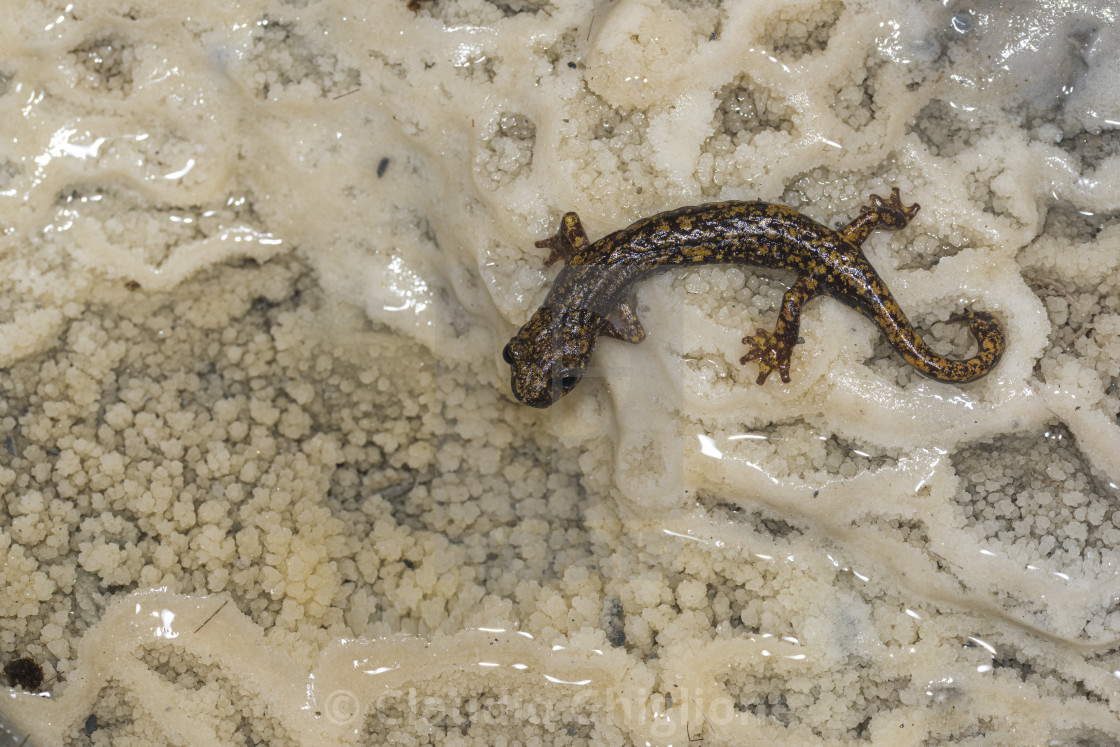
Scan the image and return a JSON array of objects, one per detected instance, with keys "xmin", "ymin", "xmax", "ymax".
[{"xmin": 503, "ymin": 189, "xmax": 1004, "ymax": 408}]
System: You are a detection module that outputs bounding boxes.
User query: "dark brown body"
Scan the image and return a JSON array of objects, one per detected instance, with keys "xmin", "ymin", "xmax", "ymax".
[{"xmin": 503, "ymin": 190, "xmax": 1004, "ymax": 408}]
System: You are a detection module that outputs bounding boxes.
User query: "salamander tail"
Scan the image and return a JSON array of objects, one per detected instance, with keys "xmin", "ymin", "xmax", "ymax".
[
  {"xmin": 887, "ymin": 308, "xmax": 1004, "ymax": 383},
  {"xmin": 938, "ymin": 310, "xmax": 1004, "ymax": 383}
]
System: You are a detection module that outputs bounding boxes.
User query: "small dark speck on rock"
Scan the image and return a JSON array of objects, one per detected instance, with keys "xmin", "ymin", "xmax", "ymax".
[
  {"xmin": 600, "ymin": 596, "xmax": 626, "ymax": 648},
  {"xmin": 377, "ymin": 157, "xmax": 390, "ymax": 178},
  {"xmin": 4, "ymin": 657, "xmax": 44, "ymax": 691},
  {"xmin": 85, "ymin": 714, "xmax": 98, "ymax": 736},
  {"xmin": 251, "ymin": 296, "xmax": 276, "ymax": 313}
]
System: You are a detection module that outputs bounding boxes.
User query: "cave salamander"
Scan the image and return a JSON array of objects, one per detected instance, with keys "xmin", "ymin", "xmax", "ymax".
[{"xmin": 503, "ymin": 189, "xmax": 1004, "ymax": 408}]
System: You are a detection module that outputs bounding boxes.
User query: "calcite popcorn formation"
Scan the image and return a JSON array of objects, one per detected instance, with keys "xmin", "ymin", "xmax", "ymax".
[{"xmin": 2, "ymin": 0, "xmax": 1120, "ymax": 744}]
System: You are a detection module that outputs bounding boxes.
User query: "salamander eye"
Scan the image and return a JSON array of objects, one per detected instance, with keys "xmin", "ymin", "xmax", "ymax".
[
  {"xmin": 502, "ymin": 343, "xmax": 514, "ymax": 365},
  {"xmin": 557, "ymin": 369, "xmax": 582, "ymax": 390}
]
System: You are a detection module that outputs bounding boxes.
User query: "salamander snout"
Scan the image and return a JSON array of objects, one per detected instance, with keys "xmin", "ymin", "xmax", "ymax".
[{"xmin": 503, "ymin": 308, "xmax": 599, "ymax": 408}]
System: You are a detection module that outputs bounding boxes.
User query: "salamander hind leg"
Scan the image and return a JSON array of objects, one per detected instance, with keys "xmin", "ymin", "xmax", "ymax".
[
  {"xmin": 740, "ymin": 275, "xmax": 820, "ymax": 384},
  {"xmin": 840, "ymin": 187, "xmax": 920, "ymax": 247},
  {"xmin": 741, "ymin": 328, "xmax": 792, "ymax": 385},
  {"xmin": 536, "ymin": 211, "xmax": 591, "ymax": 266}
]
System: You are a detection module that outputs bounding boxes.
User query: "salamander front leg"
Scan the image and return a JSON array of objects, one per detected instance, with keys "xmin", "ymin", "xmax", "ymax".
[
  {"xmin": 536, "ymin": 211, "xmax": 591, "ymax": 266},
  {"xmin": 839, "ymin": 187, "xmax": 920, "ymax": 247},
  {"xmin": 601, "ymin": 300, "xmax": 646, "ymax": 343},
  {"xmin": 740, "ymin": 275, "xmax": 820, "ymax": 384}
]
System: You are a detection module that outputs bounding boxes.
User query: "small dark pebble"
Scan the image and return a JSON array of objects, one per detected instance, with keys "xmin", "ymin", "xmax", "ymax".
[
  {"xmin": 85, "ymin": 714, "xmax": 98, "ymax": 736},
  {"xmin": 376, "ymin": 157, "xmax": 390, "ymax": 178}
]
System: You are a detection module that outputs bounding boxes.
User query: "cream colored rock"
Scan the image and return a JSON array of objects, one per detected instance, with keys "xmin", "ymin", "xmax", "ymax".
[{"xmin": 1, "ymin": 0, "xmax": 1119, "ymax": 743}]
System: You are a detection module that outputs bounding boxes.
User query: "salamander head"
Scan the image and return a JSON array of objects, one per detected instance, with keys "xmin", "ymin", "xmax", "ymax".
[{"xmin": 503, "ymin": 307, "xmax": 601, "ymax": 408}]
